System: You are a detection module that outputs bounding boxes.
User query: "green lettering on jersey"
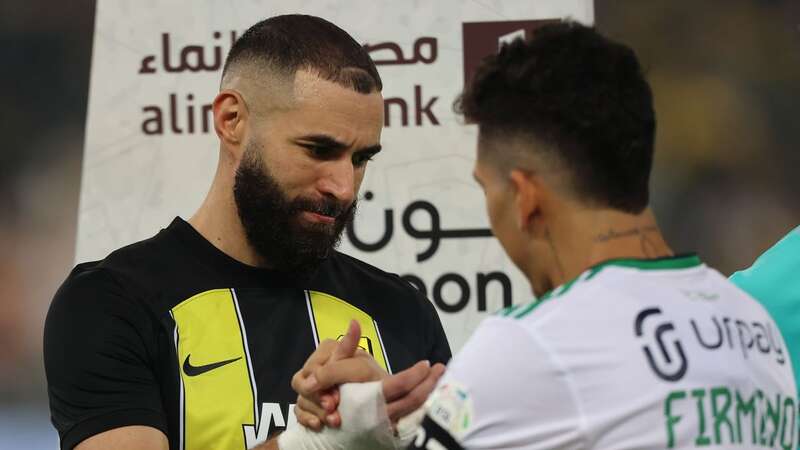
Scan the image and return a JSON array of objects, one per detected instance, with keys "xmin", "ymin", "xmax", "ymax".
[
  {"xmin": 664, "ymin": 390, "xmax": 686, "ymax": 448},
  {"xmin": 735, "ymin": 389, "xmax": 759, "ymax": 445},
  {"xmin": 779, "ymin": 396, "xmax": 796, "ymax": 450},
  {"xmin": 711, "ymin": 386, "xmax": 734, "ymax": 445},
  {"xmin": 762, "ymin": 392, "xmax": 781, "ymax": 446},
  {"xmin": 692, "ymin": 388, "xmax": 712, "ymax": 446},
  {"xmin": 664, "ymin": 386, "xmax": 794, "ymax": 449}
]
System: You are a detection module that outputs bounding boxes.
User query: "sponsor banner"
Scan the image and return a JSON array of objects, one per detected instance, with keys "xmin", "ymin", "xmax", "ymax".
[{"xmin": 78, "ymin": 0, "xmax": 594, "ymax": 350}]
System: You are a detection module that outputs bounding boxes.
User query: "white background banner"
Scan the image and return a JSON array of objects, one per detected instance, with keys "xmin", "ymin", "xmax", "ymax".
[{"xmin": 78, "ymin": 0, "xmax": 594, "ymax": 351}]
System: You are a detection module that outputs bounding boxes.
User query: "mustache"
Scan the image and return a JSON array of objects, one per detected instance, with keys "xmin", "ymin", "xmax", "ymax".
[{"xmin": 290, "ymin": 197, "xmax": 356, "ymax": 219}]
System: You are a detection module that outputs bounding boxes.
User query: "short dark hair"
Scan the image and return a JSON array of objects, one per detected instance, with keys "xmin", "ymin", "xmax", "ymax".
[
  {"xmin": 223, "ymin": 14, "xmax": 382, "ymax": 94},
  {"xmin": 457, "ymin": 22, "xmax": 655, "ymax": 213}
]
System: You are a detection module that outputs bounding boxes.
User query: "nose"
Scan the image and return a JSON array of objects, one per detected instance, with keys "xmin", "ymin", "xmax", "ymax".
[{"xmin": 317, "ymin": 158, "xmax": 355, "ymax": 203}]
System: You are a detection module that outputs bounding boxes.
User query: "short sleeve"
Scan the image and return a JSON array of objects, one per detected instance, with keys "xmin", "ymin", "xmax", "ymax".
[
  {"xmin": 419, "ymin": 290, "xmax": 452, "ymax": 366},
  {"xmin": 730, "ymin": 225, "xmax": 800, "ymax": 397},
  {"xmin": 410, "ymin": 317, "xmax": 584, "ymax": 450},
  {"xmin": 44, "ymin": 266, "xmax": 167, "ymax": 450}
]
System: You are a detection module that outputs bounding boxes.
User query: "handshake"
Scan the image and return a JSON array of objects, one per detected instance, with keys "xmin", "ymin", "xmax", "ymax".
[{"xmin": 278, "ymin": 321, "xmax": 447, "ymax": 450}]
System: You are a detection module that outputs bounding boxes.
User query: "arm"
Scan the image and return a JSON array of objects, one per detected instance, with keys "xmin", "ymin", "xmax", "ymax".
[
  {"xmin": 75, "ymin": 426, "xmax": 168, "ymax": 450},
  {"xmin": 418, "ymin": 289, "xmax": 452, "ymax": 365},
  {"xmin": 44, "ymin": 268, "xmax": 167, "ymax": 449}
]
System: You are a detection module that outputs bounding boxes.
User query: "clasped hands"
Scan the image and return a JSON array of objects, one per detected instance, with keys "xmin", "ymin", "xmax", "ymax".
[{"xmin": 291, "ymin": 320, "xmax": 445, "ymax": 438}]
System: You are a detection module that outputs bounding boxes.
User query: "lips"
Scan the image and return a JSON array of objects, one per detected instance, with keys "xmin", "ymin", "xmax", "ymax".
[{"xmin": 300, "ymin": 210, "xmax": 337, "ymax": 224}]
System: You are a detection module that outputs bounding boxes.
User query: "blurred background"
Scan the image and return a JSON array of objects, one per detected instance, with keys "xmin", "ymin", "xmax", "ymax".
[{"xmin": 1, "ymin": 0, "xmax": 798, "ymax": 447}]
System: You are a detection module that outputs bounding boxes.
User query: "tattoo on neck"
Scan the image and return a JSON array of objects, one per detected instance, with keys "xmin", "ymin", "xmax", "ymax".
[
  {"xmin": 594, "ymin": 224, "xmax": 661, "ymax": 258},
  {"xmin": 640, "ymin": 232, "xmax": 658, "ymax": 257},
  {"xmin": 545, "ymin": 228, "xmax": 566, "ymax": 281},
  {"xmin": 593, "ymin": 225, "xmax": 658, "ymax": 243}
]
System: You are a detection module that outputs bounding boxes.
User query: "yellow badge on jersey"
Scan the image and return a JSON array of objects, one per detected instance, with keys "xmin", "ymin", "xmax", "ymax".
[
  {"xmin": 306, "ymin": 290, "xmax": 391, "ymax": 373},
  {"xmin": 171, "ymin": 289, "xmax": 257, "ymax": 450}
]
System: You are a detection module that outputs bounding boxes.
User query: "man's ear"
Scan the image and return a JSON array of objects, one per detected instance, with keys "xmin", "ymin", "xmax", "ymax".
[
  {"xmin": 213, "ymin": 89, "xmax": 249, "ymax": 160},
  {"xmin": 508, "ymin": 169, "xmax": 541, "ymax": 233}
]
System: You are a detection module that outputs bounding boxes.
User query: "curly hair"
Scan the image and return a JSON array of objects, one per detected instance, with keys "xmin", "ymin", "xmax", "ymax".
[{"xmin": 457, "ymin": 22, "xmax": 655, "ymax": 213}]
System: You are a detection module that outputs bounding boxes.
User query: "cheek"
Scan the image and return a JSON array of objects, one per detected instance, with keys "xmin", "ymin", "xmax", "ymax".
[
  {"xmin": 352, "ymin": 167, "xmax": 367, "ymax": 192},
  {"xmin": 268, "ymin": 155, "xmax": 319, "ymax": 192},
  {"xmin": 496, "ymin": 217, "xmax": 520, "ymax": 257},
  {"xmin": 485, "ymin": 194, "xmax": 510, "ymax": 245},
  {"xmin": 482, "ymin": 194, "xmax": 498, "ymax": 231},
  {"xmin": 484, "ymin": 190, "xmax": 507, "ymax": 232},
  {"xmin": 485, "ymin": 193, "xmax": 527, "ymax": 267}
]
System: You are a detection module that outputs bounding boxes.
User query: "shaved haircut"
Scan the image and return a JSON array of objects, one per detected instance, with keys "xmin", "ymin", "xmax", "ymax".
[{"xmin": 222, "ymin": 14, "xmax": 382, "ymax": 95}]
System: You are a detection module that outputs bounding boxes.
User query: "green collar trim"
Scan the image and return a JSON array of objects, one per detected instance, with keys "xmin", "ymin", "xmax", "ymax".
[
  {"xmin": 587, "ymin": 254, "xmax": 702, "ymax": 274},
  {"xmin": 502, "ymin": 254, "xmax": 702, "ymax": 319}
]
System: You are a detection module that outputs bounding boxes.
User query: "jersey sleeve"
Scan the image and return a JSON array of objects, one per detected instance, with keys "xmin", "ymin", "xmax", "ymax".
[
  {"xmin": 44, "ymin": 266, "xmax": 167, "ymax": 450},
  {"xmin": 419, "ymin": 289, "xmax": 452, "ymax": 366},
  {"xmin": 410, "ymin": 317, "xmax": 584, "ymax": 450}
]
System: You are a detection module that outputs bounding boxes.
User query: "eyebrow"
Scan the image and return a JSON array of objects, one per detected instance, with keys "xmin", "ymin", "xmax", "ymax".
[{"xmin": 296, "ymin": 134, "xmax": 382, "ymax": 155}]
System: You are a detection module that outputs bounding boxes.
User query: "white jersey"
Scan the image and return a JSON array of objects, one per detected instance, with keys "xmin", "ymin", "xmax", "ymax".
[{"xmin": 412, "ymin": 255, "xmax": 798, "ymax": 450}]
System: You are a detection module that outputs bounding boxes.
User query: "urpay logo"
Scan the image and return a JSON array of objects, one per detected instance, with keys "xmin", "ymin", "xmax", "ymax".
[
  {"xmin": 634, "ymin": 307, "xmax": 688, "ymax": 382},
  {"xmin": 461, "ymin": 19, "xmax": 559, "ymax": 90}
]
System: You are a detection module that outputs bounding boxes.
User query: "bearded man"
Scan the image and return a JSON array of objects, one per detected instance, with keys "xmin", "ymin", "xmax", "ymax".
[{"xmin": 44, "ymin": 14, "xmax": 449, "ymax": 450}]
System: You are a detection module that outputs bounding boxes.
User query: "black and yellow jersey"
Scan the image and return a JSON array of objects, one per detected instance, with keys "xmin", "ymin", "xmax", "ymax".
[{"xmin": 44, "ymin": 217, "xmax": 451, "ymax": 450}]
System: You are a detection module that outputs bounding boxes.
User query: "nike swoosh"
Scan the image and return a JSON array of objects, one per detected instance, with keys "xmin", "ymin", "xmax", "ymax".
[{"xmin": 183, "ymin": 354, "xmax": 242, "ymax": 377}]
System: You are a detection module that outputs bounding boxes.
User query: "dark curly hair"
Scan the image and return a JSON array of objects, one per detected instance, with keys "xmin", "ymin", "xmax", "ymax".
[
  {"xmin": 222, "ymin": 14, "xmax": 381, "ymax": 94},
  {"xmin": 457, "ymin": 22, "xmax": 655, "ymax": 213}
]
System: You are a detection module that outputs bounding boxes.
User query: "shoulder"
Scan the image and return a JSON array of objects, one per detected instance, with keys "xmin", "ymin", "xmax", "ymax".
[
  {"xmin": 429, "ymin": 316, "xmax": 584, "ymax": 448},
  {"xmin": 47, "ymin": 262, "xmax": 157, "ymax": 336},
  {"xmin": 53, "ymin": 262, "xmax": 124, "ymax": 305},
  {"xmin": 731, "ymin": 226, "xmax": 800, "ymax": 301},
  {"xmin": 66, "ymin": 224, "xmax": 185, "ymax": 302},
  {"xmin": 495, "ymin": 270, "xmax": 609, "ymax": 325},
  {"xmin": 326, "ymin": 251, "xmax": 425, "ymax": 301},
  {"xmin": 100, "ymin": 226, "xmax": 181, "ymax": 282},
  {"xmin": 328, "ymin": 251, "xmax": 406, "ymax": 282},
  {"xmin": 50, "ymin": 226, "xmax": 179, "ymax": 318},
  {"xmin": 446, "ymin": 316, "xmax": 568, "ymax": 388}
]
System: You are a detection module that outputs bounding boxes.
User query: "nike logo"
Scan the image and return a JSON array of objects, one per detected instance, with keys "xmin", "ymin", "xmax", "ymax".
[{"xmin": 183, "ymin": 354, "xmax": 241, "ymax": 377}]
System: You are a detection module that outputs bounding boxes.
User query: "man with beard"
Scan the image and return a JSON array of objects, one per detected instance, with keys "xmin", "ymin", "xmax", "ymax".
[{"xmin": 44, "ymin": 14, "xmax": 450, "ymax": 450}]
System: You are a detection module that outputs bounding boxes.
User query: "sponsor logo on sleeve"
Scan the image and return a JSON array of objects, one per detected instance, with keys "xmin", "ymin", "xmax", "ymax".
[{"xmin": 425, "ymin": 382, "xmax": 474, "ymax": 440}]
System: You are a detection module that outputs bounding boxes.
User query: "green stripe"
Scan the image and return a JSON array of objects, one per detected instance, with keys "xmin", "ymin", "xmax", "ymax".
[
  {"xmin": 495, "ymin": 304, "xmax": 522, "ymax": 316},
  {"xmin": 586, "ymin": 254, "xmax": 701, "ymax": 280},
  {"xmin": 513, "ymin": 254, "xmax": 702, "ymax": 319},
  {"xmin": 513, "ymin": 300, "xmax": 542, "ymax": 318}
]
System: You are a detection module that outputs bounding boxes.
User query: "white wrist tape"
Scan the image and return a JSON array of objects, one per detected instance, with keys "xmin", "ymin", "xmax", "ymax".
[
  {"xmin": 394, "ymin": 406, "xmax": 426, "ymax": 447},
  {"xmin": 278, "ymin": 381, "xmax": 409, "ymax": 450}
]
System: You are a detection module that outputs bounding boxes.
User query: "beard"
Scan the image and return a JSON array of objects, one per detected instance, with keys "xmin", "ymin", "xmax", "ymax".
[{"xmin": 233, "ymin": 142, "xmax": 356, "ymax": 276}]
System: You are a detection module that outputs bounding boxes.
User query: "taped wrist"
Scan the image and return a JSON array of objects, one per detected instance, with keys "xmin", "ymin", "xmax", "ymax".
[{"xmin": 278, "ymin": 381, "xmax": 401, "ymax": 450}]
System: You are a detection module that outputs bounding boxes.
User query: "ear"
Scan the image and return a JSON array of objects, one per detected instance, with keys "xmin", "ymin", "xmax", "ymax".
[
  {"xmin": 508, "ymin": 169, "xmax": 540, "ymax": 233},
  {"xmin": 213, "ymin": 89, "xmax": 249, "ymax": 160}
]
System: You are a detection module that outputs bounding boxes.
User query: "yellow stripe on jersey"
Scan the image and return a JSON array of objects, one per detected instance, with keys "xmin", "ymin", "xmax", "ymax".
[
  {"xmin": 171, "ymin": 289, "xmax": 256, "ymax": 450},
  {"xmin": 307, "ymin": 290, "xmax": 390, "ymax": 372}
]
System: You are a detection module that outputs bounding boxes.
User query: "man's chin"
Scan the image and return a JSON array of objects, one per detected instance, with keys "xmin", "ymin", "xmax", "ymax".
[{"xmin": 283, "ymin": 227, "xmax": 343, "ymax": 258}]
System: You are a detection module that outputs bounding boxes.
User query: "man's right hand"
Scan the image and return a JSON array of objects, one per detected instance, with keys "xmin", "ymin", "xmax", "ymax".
[{"xmin": 291, "ymin": 320, "xmax": 446, "ymax": 430}]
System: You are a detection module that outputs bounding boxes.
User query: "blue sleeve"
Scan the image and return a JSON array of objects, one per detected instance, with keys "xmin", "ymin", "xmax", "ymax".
[{"xmin": 730, "ymin": 226, "xmax": 800, "ymax": 396}]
